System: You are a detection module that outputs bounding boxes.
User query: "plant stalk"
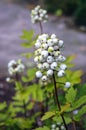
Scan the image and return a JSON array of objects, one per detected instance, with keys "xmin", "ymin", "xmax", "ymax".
[
  {"xmin": 53, "ymin": 73, "xmax": 68, "ymax": 130},
  {"xmin": 72, "ymin": 119, "xmax": 76, "ymax": 130},
  {"xmin": 39, "ymin": 21, "xmax": 43, "ymax": 34}
]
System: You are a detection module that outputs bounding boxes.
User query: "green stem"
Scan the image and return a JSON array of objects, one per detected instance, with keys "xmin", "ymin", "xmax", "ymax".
[{"xmin": 53, "ymin": 73, "xmax": 68, "ymax": 130}]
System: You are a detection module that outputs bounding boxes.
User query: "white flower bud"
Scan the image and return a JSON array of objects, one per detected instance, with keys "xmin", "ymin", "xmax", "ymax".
[
  {"xmin": 37, "ymin": 63, "xmax": 43, "ymax": 69},
  {"xmin": 47, "ymin": 69, "xmax": 53, "ymax": 77},
  {"xmin": 51, "ymin": 124, "xmax": 56, "ymax": 129},
  {"xmin": 42, "ymin": 10, "xmax": 47, "ymax": 14},
  {"xmin": 73, "ymin": 110, "xmax": 78, "ymax": 115},
  {"xmin": 52, "ymin": 38, "xmax": 58, "ymax": 44},
  {"xmin": 64, "ymin": 82, "xmax": 71, "ymax": 88},
  {"xmin": 35, "ymin": 42, "xmax": 41, "ymax": 48},
  {"xmin": 43, "ymin": 62, "xmax": 49, "ymax": 69},
  {"xmin": 6, "ymin": 77, "xmax": 11, "ymax": 82},
  {"xmin": 41, "ymin": 44, "xmax": 48, "ymax": 50},
  {"xmin": 51, "ymin": 62, "xmax": 57, "ymax": 70},
  {"xmin": 47, "ymin": 39, "xmax": 54, "ymax": 46},
  {"xmin": 34, "ymin": 57, "xmax": 39, "ymax": 63},
  {"xmin": 61, "ymin": 125, "xmax": 65, "ymax": 130},
  {"xmin": 42, "ymin": 75, "xmax": 47, "ymax": 81},
  {"xmin": 54, "ymin": 51, "xmax": 60, "ymax": 57},
  {"xmin": 57, "ymin": 70, "xmax": 65, "ymax": 77},
  {"xmin": 53, "ymin": 46, "xmax": 59, "ymax": 50},
  {"xmin": 8, "ymin": 60, "xmax": 16, "ymax": 68},
  {"xmin": 60, "ymin": 64, "xmax": 67, "ymax": 70},
  {"xmin": 36, "ymin": 71, "xmax": 42, "ymax": 78},
  {"xmin": 34, "ymin": 15, "xmax": 39, "ymax": 20},
  {"xmin": 58, "ymin": 40, "xmax": 64, "ymax": 47},
  {"xmin": 58, "ymin": 55, "xmax": 66, "ymax": 62},
  {"xmin": 47, "ymin": 56, "xmax": 53, "ymax": 63},
  {"xmin": 48, "ymin": 47, "xmax": 54, "ymax": 53},
  {"xmin": 51, "ymin": 34, "xmax": 56, "ymax": 39},
  {"xmin": 41, "ymin": 50, "xmax": 48, "ymax": 58}
]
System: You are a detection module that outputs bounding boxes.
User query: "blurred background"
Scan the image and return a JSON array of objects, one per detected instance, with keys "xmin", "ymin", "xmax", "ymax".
[{"xmin": 0, "ymin": 0, "xmax": 86, "ymax": 74}]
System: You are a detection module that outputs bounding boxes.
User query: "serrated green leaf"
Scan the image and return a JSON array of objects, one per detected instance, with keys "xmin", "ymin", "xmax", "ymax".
[
  {"xmin": 0, "ymin": 102, "xmax": 7, "ymax": 110},
  {"xmin": 35, "ymin": 126, "xmax": 50, "ymax": 130},
  {"xmin": 27, "ymin": 68, "xmax": 36, "ymax": 81},
  {"xmin": 20, "ymin": 30, "xmax": 34, "ymax": 41},
  {"xmin": 67, "ymin": 95, "xmax": 86, "ymax": 112},
  {"xmin": 65, "ymin": 87, "xmax": 77, "ymax": 104},
  {"xmin": 41, "ymin": 111, "xmax": 55, "ymax": 121}
]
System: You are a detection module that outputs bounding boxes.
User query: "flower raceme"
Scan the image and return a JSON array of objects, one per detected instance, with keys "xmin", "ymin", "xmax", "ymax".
[
  {"xmin": 31, "ymin": 5, "xmax": 48, "ymax": 24},
  {"xmin": 8, "ymin": 59, "xmax": 25, "ymax": 75},
  {"xmin": 34, "ymin": 34, "xmax": 71, "ymax": 87}
]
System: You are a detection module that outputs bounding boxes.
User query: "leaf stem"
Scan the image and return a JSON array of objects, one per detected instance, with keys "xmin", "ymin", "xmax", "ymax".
[{"xmin": 53, "ymin": 73, "xmax": 68, "ymax": 130}]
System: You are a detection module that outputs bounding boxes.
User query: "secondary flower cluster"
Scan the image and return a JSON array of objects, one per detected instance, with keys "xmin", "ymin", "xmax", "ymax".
[
  {"xmin": 34, "ymin": 33, "xmax": 71, "ymax": 86},
  {"xmin": 31, "ymin": 5, "xmax": 48, "ymax": 23},
  {"xmin": 8, "ymin": 59, "xmax": 25, "ymax": 75},
  {"xmin": 51, "ymin": 123, "xmax": 65, "ymax": 130}
]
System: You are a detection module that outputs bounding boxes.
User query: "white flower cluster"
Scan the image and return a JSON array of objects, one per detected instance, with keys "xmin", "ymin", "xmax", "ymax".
[
  {"xmin": 8, "ymin": 59, "xmax": 25, "ymax": 75},
  {"xmin": 51, "ymin": 123, "xmax": 65, "ymax": 130},
  {"xmin": 31, "ymin": 5, "xmax": 48, "ymax": 23},
  {"xmin": 34, "ymin": 33, "xmax": 71, "ymax": 86}
]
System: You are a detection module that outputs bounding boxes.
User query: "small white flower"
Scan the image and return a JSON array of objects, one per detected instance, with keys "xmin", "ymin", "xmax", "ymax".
[
  {"xmin": 61, "ymin": 125, "xmax": 65, "ymax": 130},
  {"xmin": 58, "ymin": 55, "xmax": 66, "ymax": 62},
  {"xmin": 51, "ymin": 34, "xmax": 56, "ymax": 39},
  {"xmin": 41, "ymin": 50, "xmax": 48, "ymax": 58},
  {"xmin": 6, "ymin": 77, "xmax": 11, "ymax": 82},
  {"xmin": 36, "ymin": 71, "xmax": 42, "ymax": 78},
  {"xmin": 48, "ymin": 47, "xmax": 54, "ymax": 53},
  {"xmin": 57, "ymin": 70, "xmax": 65, "ymax": 77},
  {"xmin": 34, "ymin": 57, "xmax": 39, "ymax": 63},
  {"xmin": 47, "ymin": 39, "xmax": 54, "ymax": 46},
  {"xmin": 58, "ymin": 40, "xmax": 64, "ymax": 47},
  {"xmin": 60, "ymin": 64, "xmax": 67, "ymax": 70},
  {"xmin": 42, "ymin": 75, "xmax": 47, "ymax": 81},
  {"xmin": 47, "ymin": 69, "xmax": 53, "ymax": 77},
  {"xmin": 41, "ymin": 44, "xmax": 48, "ymax": 50},
  {"xmin": 47, "ymin": 56, "xmax": 53, "ymax": 63},
  {"xmin": 37, "ymin": 63, "xmax": 43, "ymax": 69},
  {"xmin": 43, "ymin": 62, "xmax": 49, "ymax": 69},
  {"xmin": 35, "ymin": 42, "xmax": 41, "ymax": 48},
  {"xmin": 51, "ymin": 62, "xmax": 57, "ymax": 70},
  {"xmin": 52, "ymin": 38, "xmax": 58, "ymax": 44},
  {"xmin": 54, "ymin": 51, "xmax": 60, "ymax": 57},
  {"xmin": 53, "ymin": 46, "xmax": 59, "ymax": 50},
  {"xmin": 64, "ymin": 82, "xmax": 71, "ymax": 88},
  {"xmin": 8, "ymin": 60, "xmax": 16, "ymax": 68},
  {"xmin": 51, "ymin": 124, "xmax": 56, "ymax": 129},
  {"xmin": 73, "ymin": 110, "xmax": 78, "ymax": 115}
]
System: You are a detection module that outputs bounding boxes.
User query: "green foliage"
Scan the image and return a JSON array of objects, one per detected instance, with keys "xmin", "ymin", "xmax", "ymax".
[
  {"xmin": 41, "ymin": 111, "xmax": 56, "ymax": 121},
  {"xmin": 44, "ymin": 0, "xmax": 78, "ymax": 15},
  {"xmin": 35, "ymin": 126, "xmax": 50, "ymax": 130},
  {"xmin": 74, "ymin": 0, "xmax": 86, "ymax": 26},
  {"xmin": 65, "ymin": 87, "xmax": 77, "ymax": 104}
]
